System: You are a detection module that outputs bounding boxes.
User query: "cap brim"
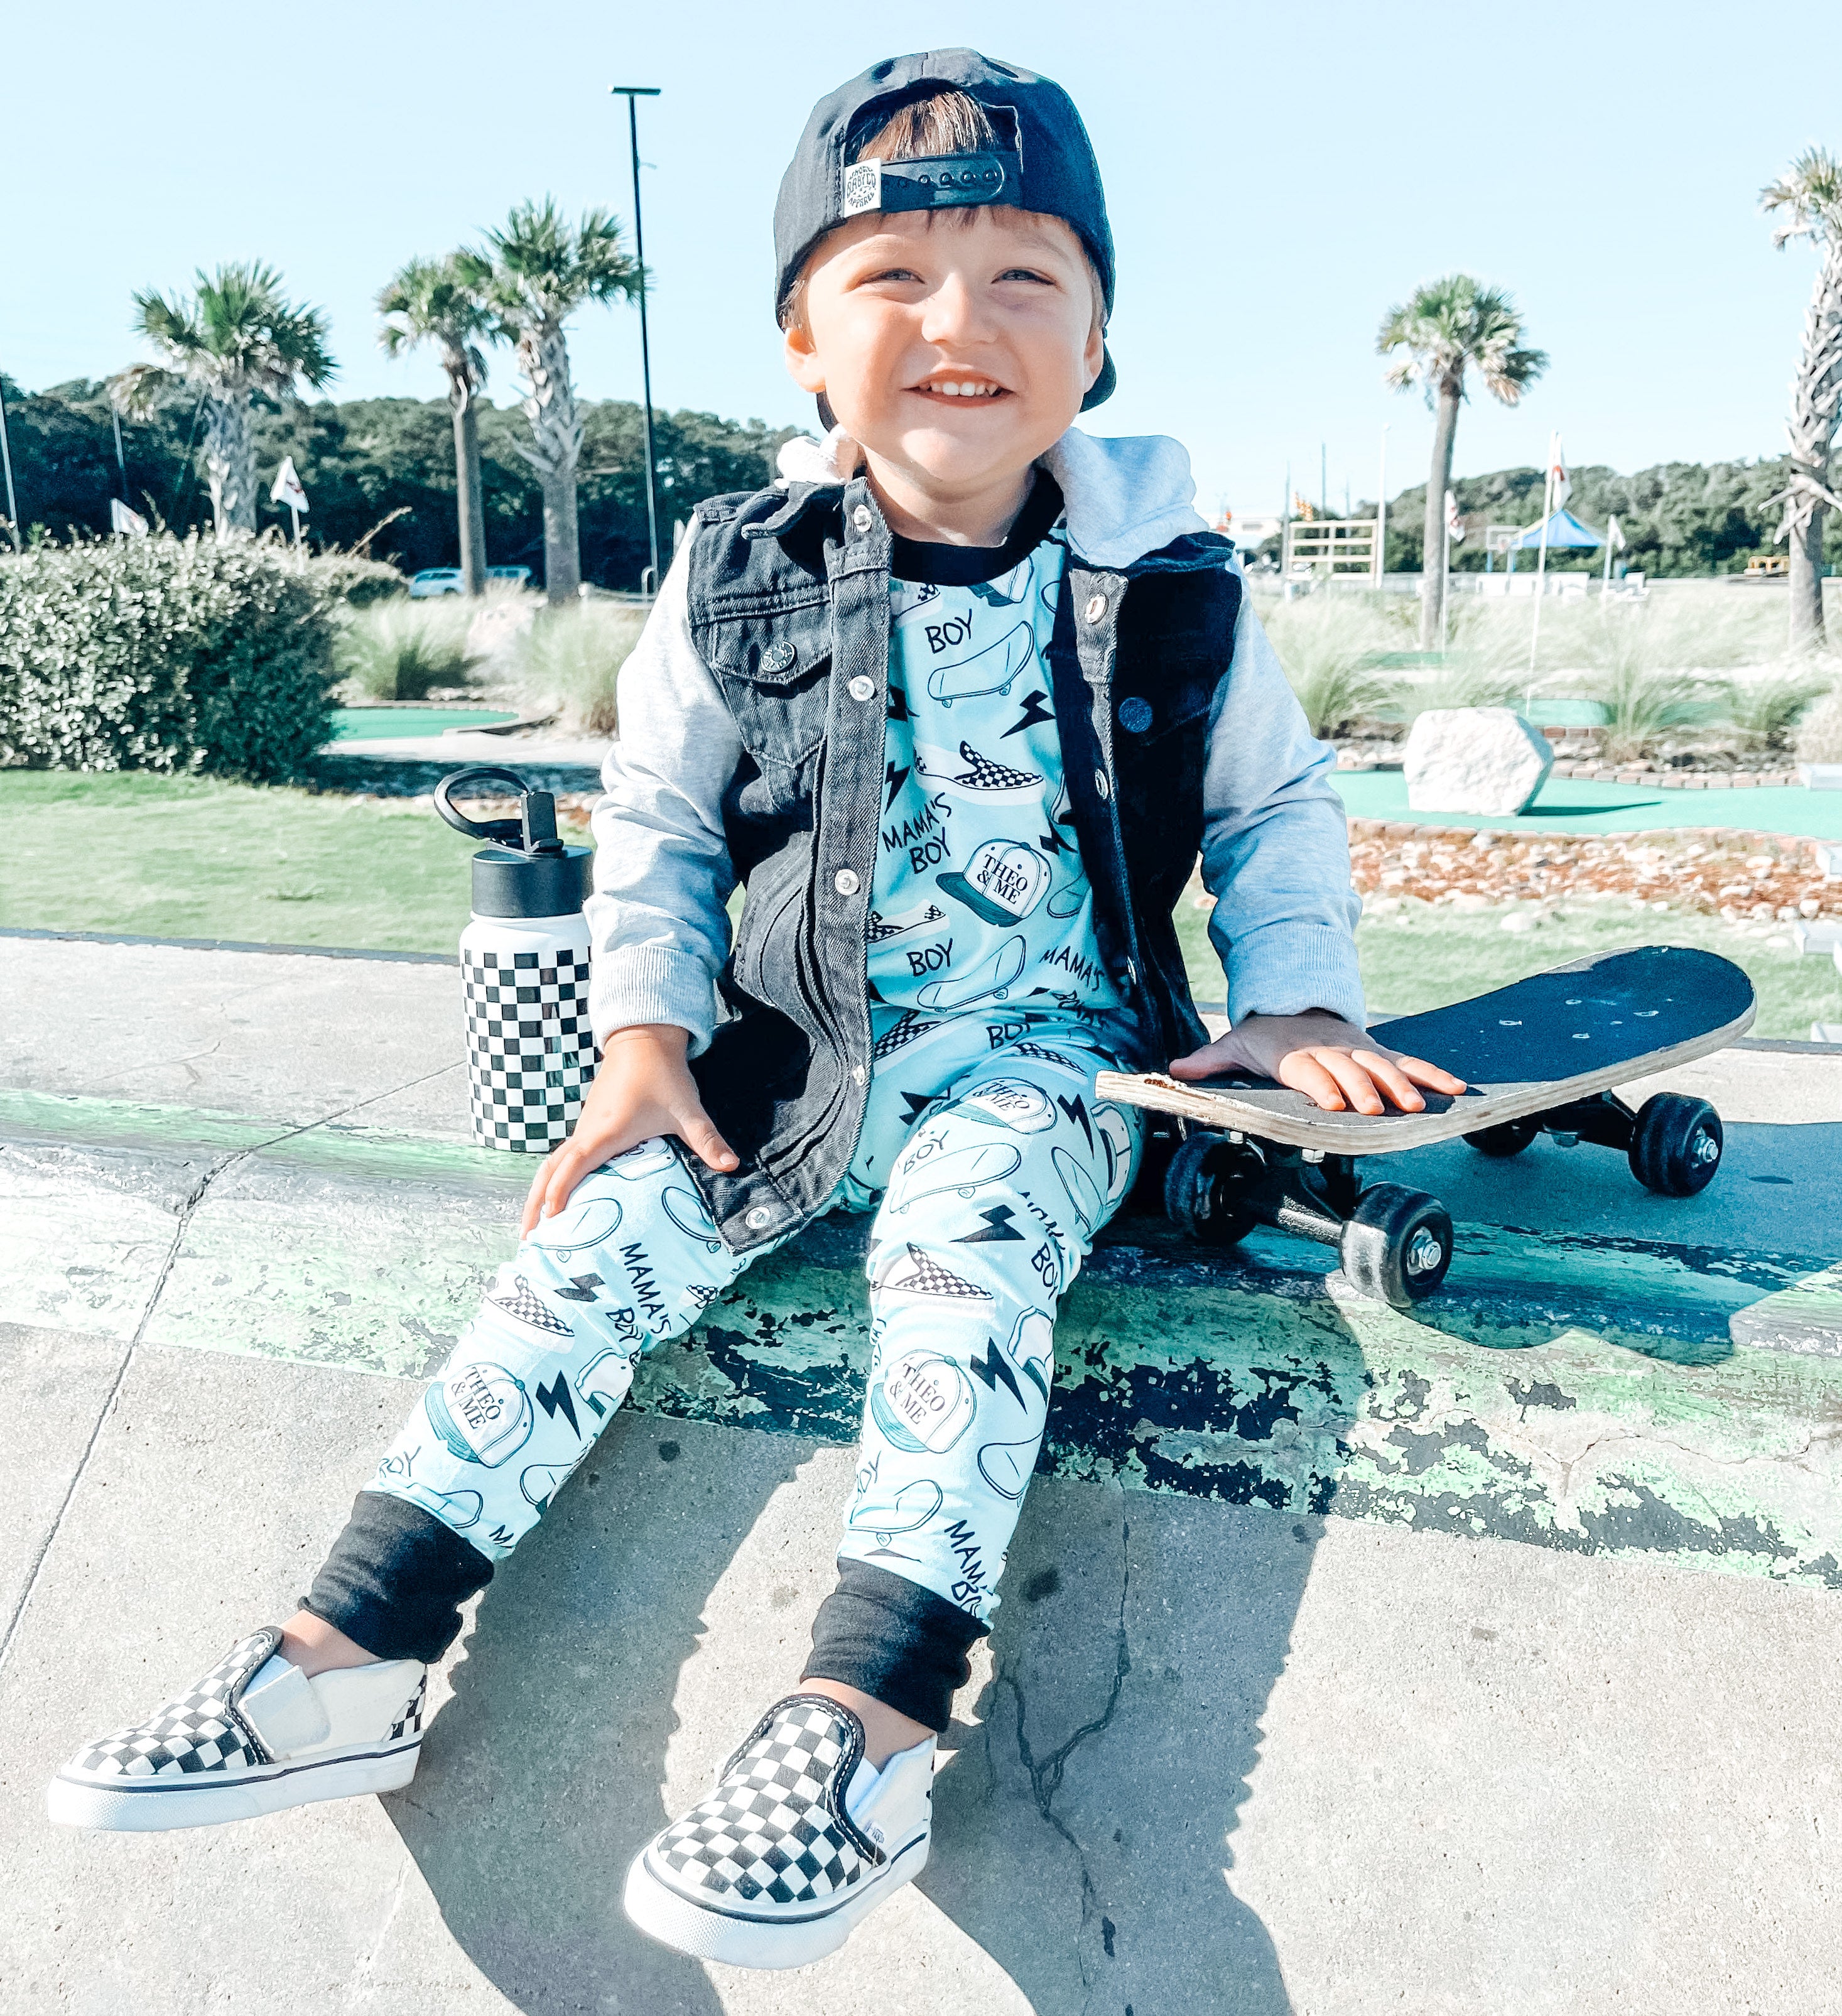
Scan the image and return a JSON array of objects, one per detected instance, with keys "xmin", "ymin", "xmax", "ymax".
[{"xmin": 1079, "ymin": 346, "xmax": 1116, "ymax": 412}]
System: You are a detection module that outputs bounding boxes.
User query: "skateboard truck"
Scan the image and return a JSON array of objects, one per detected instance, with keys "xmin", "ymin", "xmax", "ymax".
[
  {"xmin": 1156, "ymin": 1085, "xmax": 1726, "ymax": 1312},
  {"xmin": 1161, "ymin": 1131, "xmax": 1455, "ymax": 1310},
  {"xmin": 1463, "ymin": 1089, "xmax": 1723, "ymax": 1196}
]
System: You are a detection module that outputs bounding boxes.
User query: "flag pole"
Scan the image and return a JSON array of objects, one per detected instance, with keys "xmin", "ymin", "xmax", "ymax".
[
  {"xmin": 1375, "ymin": 424, "xmax": 1388, "ymax": 588},
  {"xmin": 1527, "ymin": 433, "xmax": 1556, "ymax": 693},
  {"xmin": 611, "ymin": 85, "xmax": 663, "ymax": 598},
  {"xmin": 1603, "ymin": 516, "xmax": 1615, "ymax": 588}
]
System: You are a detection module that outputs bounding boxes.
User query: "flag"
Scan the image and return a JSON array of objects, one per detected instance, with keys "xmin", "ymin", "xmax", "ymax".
[
  {"xmin": 1547, "ymin": 433, "xmax": 1570, "ymax": 510},
  {"xmin": 270, "ymin": 456, "xmax": 309, "ymax": 514},
  {"xmin": 1606, "ymin": 514, "xmax": 1627, "ymax": 551},
  {"xmin": 109, "ymin": 497, "xmax": 148, "ymax": 537},
  {"xmin": 1444, "ymin": 490, "xmax": 1466, "ymax": 545}
]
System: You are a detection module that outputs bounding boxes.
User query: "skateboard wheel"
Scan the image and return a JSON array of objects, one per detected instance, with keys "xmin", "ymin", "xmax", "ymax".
[
  {"xmin": 1162, "ymin": 1130, "xmax": 1260, "ymax": 1247},
  {"xmin": 1339, "ymin": 1185, "xmax": 1453, "ymax": 1308},
  {"xmin": 1463, "ymin": 1119, "xmax": 1539, "ymax": 1159},
  {"xmin": 1628, "ymin": 1094, "xmax": 1723, "ymax": 1196}
]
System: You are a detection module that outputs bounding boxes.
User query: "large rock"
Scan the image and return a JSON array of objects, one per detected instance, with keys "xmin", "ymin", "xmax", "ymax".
[{"xmin": 1404, "ymin": 706, "xmax": 1552, "ymax": 816}]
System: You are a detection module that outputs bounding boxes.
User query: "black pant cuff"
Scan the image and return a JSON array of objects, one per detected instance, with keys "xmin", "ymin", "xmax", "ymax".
[
  {"xmin": 303, "ymin": 1489, "xmax": 495, "ymax": 1666},
  {"xmin": 802, "ymin": 1558, "xmax": 989, "ymax": 1733}
]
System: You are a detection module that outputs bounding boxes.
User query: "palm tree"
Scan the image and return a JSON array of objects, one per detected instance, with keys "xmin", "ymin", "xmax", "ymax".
[
  {"xmin": 379, "ymin": 254, "xmax": 496, "ymax": 595},
  {"xmin": 110, "ymin": 262, "xmax": 334, "ymax": 538},
  {"xmin": 480, "ymin": 198, "xmax": 642, "ymax": 602},
  {"xmin": 1378, "ymin": 276, "xmax": 1547, "ymax": 649},
  {"xmin": 1761, "ymin": 148, "xmax": 1842, "ymax": 653}
]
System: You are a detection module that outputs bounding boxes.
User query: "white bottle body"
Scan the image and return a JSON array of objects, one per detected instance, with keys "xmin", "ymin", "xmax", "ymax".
[{"xmin": 459, "ymin": 911, "xmax": 595, "ymax": 1152}]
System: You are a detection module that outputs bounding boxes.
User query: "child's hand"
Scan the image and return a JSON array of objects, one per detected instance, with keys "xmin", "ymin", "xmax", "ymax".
[
  {"xmin": 1167, "ymin": 1011, "xmax": 1466, "ymax": 1117},
  {"xmin": 519, "ymin": 1024, "xmax": 739, "ymax": 1235}
]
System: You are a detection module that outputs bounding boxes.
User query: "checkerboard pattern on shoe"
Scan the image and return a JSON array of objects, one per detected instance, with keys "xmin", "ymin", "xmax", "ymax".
[
  {"xmin": 67, "ymin": 1629, "xmax": 279, "ymax": 1782},
  {"xmin": 386, "ymin": 1674, "xmax": 426, "ymax": 1743},
  {"xmin": 463, "ymin": 945, "xmax": 597, "ymax": 1152},
  {"xmin": 652, "ymin": 1695, "xmax": 881, "ymax": 1908}
]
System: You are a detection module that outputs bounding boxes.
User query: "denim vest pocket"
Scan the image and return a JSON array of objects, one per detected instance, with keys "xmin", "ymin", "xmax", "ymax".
[{"xmin": 698, "ymin": 597, "xmax": 833, "ymax": 789}]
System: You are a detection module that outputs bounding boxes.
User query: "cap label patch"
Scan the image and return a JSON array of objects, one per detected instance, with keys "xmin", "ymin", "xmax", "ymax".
[{"xmin": 842, "ymin": 159, "xmax": 883, "ymax": 217}]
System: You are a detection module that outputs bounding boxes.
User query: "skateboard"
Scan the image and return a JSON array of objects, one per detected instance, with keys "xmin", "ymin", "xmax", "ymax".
[{"xmin": 1097, "ymin": 946, "xmax": 1756, "ymax": 1309}]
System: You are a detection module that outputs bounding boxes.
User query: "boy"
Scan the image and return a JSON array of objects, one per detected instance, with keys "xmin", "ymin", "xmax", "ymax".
[{"xmin": 50, "ymin": 50, "xmax": 1460, "ymax": 1971}]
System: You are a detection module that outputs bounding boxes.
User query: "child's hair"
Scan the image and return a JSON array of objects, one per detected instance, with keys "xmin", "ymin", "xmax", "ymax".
[{"xmin": 778, "ymin": 85, "xmax": 1104, "ymax": 336}]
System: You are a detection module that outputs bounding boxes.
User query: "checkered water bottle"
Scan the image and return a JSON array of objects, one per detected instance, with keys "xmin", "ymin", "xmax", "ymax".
[{"xmin": 435, "ymin": 766, "xmax": 596, "ymax": 1153}]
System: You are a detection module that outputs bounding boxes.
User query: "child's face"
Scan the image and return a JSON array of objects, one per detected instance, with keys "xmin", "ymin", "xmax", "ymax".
[{"xmin": 785, "ymin": 207, "xmax": 1104, "ymax": 499}]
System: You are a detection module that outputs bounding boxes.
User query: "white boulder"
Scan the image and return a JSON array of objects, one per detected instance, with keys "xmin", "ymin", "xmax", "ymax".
[{"xmin": 1404, "ymin": 707, "xmax": 1552, "ymax": 816}]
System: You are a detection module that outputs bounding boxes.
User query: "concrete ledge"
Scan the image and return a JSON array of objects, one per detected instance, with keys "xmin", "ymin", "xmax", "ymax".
[{"xmin": 4, "ymin": 1088, "xmax": 1839, "ymax": 1594}]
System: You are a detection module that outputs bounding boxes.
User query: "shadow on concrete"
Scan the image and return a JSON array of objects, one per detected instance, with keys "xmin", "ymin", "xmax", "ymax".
[
  {"xmin": 924, "ymin": 1480, "xmax": 1323, "ymax": 2015},
  {"xmin": 382, "ymin": 1411, "xmax": 803, "ymax": 2016},
  {"xmin": 383, "ymin": 1339, "xmax": 1368, "ymax": 2014}
]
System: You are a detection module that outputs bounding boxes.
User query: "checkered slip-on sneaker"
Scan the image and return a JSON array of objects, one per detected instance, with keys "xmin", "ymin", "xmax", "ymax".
[
  {"xmin": 47, "ymin": 1627, "xmax": 427, "ymax": 1833},
  {"xmin": 623, "ymin": 1693, "xmax": 935, "ymax": 1970}
]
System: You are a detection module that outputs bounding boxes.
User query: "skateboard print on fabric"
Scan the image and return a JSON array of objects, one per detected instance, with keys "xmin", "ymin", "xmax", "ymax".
[{"xmin": 871, "ymin": 539, "xmax": 1125, "ymax": 1043}]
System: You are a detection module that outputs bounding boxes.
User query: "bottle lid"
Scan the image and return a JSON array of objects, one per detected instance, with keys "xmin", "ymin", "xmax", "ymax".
[{"xmin": 435, "ymin": 766, "xmax": 594, "ymax": 920}]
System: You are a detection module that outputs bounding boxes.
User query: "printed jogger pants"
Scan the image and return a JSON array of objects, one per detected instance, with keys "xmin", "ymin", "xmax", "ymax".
[{"xmin": 345, "ymin": 1014, "xmax": 1143, "ymax": 1659}]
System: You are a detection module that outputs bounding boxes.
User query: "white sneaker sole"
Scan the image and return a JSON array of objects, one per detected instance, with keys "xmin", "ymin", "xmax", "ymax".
[
  {"xmin": 46, "ymin": 1740, "xmax": 420, "ymax": 1833},
  {"xmin": 622, "ymin": 1832, "xmax": 929, "ymax": 1970}
]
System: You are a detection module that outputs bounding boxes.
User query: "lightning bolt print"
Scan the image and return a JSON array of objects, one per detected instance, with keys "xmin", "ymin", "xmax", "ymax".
[
  {"xmin": 1056, "ymin": 1093, "xmax": 1095, "ymax": 1149},
  {"xmin": 1003, "ymin": 688, "xmax": 1054, "ymax": 739},
  {"xmin": 969, "ymin": 1338, "xmax": 1026, "ymax": 1409},
  {"xmin": 534, "ymin": 1375, "xmax": 581, "ymax": 1438},
  {"xmin": 553, "ymin": 1275, "xmax": 602, "ymax": 1303},
  {"xmin": 885, "ymin": 759, "xmax": 911, "ymax": 810},
  {"xmin": 955, "ymin": 1204, "xmax": 1025, "ymax": 1244}
]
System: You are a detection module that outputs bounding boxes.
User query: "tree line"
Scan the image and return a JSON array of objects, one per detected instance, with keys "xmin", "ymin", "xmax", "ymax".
[
  {"xmin": 1, "ymin": 374, "xmax": 794, "ymax": 590},
  {"xmin": 1375, "ymin": 147, "xmax": 1841, "ymax": 649}
]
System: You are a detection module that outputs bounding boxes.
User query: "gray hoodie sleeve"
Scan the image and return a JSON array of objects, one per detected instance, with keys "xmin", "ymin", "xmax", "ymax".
[
  {"xmin": 583, "ymin": 546, "xmax": 738, "ymax": 1054},
  {"xmin": 1200, "ymin": 593, "xmax": 1367, "ymax": 1027}
]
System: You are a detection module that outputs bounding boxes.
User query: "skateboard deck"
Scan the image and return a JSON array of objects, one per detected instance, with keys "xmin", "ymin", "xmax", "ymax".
[{"xmin": 1097, "ymin": 945, "xmax": 1756, "ymax": 1155}]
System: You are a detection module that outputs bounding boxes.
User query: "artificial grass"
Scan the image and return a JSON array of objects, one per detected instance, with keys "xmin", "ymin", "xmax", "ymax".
[
  {"xmin": 1330, "ymin": 769, "xmax": 1842, "ymax": 840},
  {"xmin": 1, "ymin": 771, "xmax": 482, "ymax": 953},
  {"xmin": 6, "ymin": 771, "xmax": 1837, "ymax": 1038}
]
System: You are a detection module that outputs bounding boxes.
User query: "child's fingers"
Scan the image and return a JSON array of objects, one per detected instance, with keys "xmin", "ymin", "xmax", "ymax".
[
  {"xmin": 1345, "ymin": 1048, "xmax": 1430, "ymax": 1113},
  {"xmin": 1308, "ymin": 1048, "xmax": 1395, "ymax": 1116},
  {"xmin": 1385, "ymin": 1050, "xmax": 1469, "ymax": 1094},
  {"xmin": 676, "ymin": 1105, "xmax": 740, "ymax": 1173},
  {"xmin": 1276, "ymin": 1048, "xmax": 1351, "ymax": 1112}
]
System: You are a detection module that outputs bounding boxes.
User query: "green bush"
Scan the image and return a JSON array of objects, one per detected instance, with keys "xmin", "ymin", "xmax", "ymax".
[
  {"xmin": 332, "ymin": 595, "xmax": 479, "ymax": 700},
  {"xmin": 1259, "ymin": 591, "xmax": 1406, "ymax": 737},
  {"xmin": 1796, "ymin": 688, "xmax": 1842, "ymax": 762},
  {"xmin": 305, "ymin": 551, "xmax": 407, "ymax": 608},
  {"xmin": 0, "ymin": 533, "xmax": 337, "ymax": 782}
]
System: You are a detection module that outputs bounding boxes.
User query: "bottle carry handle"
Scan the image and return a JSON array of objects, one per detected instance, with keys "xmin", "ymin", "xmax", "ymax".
[{"xmin": 434, "ymin": 766, "xmax": 563, "ymax": 855}]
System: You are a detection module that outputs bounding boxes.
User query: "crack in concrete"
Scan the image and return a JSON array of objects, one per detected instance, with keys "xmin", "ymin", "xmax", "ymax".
[
  {"xmin": 995, "ymin": 1516, "xmax": 1132, "ymax": 2000},
  {"xmin": 0, "ymin": 1062, "xmax": 460, "ymax": 1676},
  {"xmin": 342, "ymin": 1855, "xmax": 413, "ymax": 2012}
]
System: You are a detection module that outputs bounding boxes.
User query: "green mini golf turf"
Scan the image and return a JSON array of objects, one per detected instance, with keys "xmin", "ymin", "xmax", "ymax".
[
  {"xmin": 6, "ymin": 771, "xmax": 1838, "ymax": 1038},
  {"xmin": 1331, "ymin": 769, "xmax": 1842, "ymax": 840},
  {"xmin": 327, "ymin": 707, "xmax": 518, "ymax": 741}
]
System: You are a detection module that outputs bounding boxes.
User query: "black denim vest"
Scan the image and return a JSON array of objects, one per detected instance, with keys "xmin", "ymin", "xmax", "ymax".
[{"xmin": 679, "ymin": 474, "xmax": 1242, "ymax": 1253}]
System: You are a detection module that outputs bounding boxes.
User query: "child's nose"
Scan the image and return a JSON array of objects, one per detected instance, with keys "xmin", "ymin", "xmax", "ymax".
[{"xmin": 919, "ymin": 274, "xmax": 997, "ymax": 349}]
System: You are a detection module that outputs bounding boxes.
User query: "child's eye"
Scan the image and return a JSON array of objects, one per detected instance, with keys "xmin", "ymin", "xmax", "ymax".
[
  {"xmin": 996, "ymin": 268, "xmax": 1054, "ymax": 286},
  {"xmin": 862, "ymin": 267, "xmax": 923, "ymax": 285}
]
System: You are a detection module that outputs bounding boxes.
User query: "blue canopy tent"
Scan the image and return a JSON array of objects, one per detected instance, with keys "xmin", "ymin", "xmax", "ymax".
[{"xmin": 1510, "ymin": 508, "xmax": 1603, "ymax": 550}]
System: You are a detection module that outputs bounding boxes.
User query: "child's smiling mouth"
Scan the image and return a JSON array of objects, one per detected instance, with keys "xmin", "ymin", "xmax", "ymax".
[{"xmin": 909, "ymin": 375, "xmax": 1009, "ymax": 403}]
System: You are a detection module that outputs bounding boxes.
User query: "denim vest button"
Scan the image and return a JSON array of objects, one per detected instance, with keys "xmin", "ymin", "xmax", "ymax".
[
  {"xmin": 1118, "ymin": 695, "xmax": 1154, "ymax": 733},
  {"xmin": 834, "ymin": 868, "xmax": 861, "ymax": 896},
  {"xmin": 759, "ymin": 641, "xmax": 796, "ymax": 673},
  {"xmin": 1084, "ymin": 593, "xmax": 1108, "ymax": 625},
  {"xmin": 1094, "ymin": 769, "xmax": 1111, "ymax": 801},
  {"xmin": 852, "ymin": 1065, "xmax": 867, "ymax": 1087},
  {"xmin": 745, "ymin": 1206, "xmax": 773, "ymax": 1230},
  {"xmin": 848, "ymin": 675, "xmax": 875, "ymax": 702},
  {"xmin": 852, "ymin": 505, "xmax": 874, "ymax": 533}
]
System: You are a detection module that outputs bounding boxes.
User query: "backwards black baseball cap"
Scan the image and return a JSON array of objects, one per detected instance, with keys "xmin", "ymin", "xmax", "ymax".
[{"xmin": 774, "ymin": 48, "xmax": 1117, "ymax": 411}]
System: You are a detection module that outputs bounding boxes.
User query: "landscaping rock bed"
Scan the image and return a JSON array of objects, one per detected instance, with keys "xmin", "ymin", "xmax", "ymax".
[{"xmin": 1345, "ymin": 819, "xmax": 1841, "ymax": 921}]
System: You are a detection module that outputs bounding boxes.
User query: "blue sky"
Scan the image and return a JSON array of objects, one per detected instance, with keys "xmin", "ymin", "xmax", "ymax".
[{"xmin": 7, "ymin": 1, "xmax": 1839, "ymax": 521}]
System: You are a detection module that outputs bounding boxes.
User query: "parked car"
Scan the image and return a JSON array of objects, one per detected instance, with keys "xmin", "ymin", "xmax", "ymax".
[{"xmin": 407, "ymin": 565, "xmax": 534, "ymax": 598}]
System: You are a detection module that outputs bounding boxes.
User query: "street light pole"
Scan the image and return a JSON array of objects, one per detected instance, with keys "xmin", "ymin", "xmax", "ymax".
[
  {"xmin": 611, "ymin": 84, "xmax": 663, "ymax": 596},
  {"xmin": 0, "ymin": 367, "xmax": 21, "ymax": 551}
]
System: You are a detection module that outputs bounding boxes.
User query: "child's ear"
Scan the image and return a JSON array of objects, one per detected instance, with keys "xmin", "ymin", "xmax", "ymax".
[
  {"xmin": 1081, "ymin": 319, "xmax": 1106, "ymax": 396},
  {"xmin": 784, "ymin": 320, "xmax": 826, "ymax": 395}
]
